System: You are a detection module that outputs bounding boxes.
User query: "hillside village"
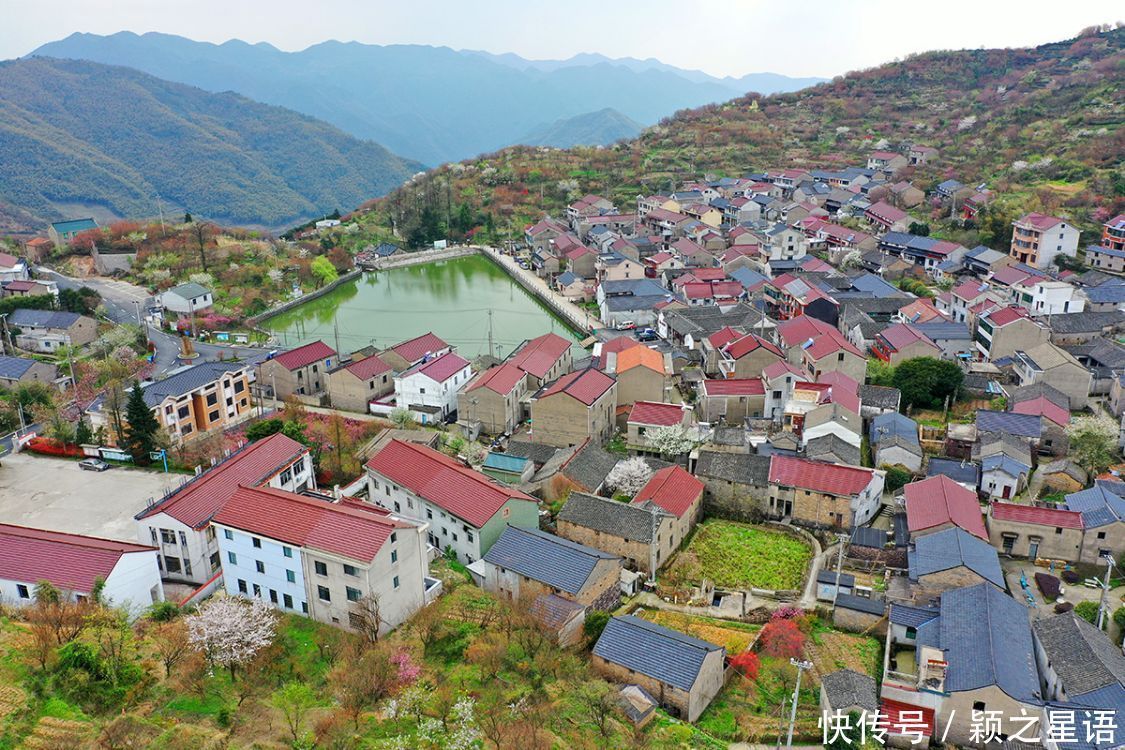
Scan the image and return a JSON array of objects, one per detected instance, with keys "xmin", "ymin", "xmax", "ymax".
[{"xmin": 0, "ymin": 25, "xmax": 1124, "ymax": 750}]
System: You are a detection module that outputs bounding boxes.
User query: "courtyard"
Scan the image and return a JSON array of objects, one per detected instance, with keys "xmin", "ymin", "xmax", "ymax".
[{"xmin": 0, "ymin": 451, "xmax": 175, "ymax": 542}]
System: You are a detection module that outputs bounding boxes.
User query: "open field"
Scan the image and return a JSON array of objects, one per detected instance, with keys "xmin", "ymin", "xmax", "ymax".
[
  {"xmin": 669, "ymin": 520, "xmax": 812, "ymax": 591},
  {"xmin": 635, "ymin": 609, "xmax": 761, "ymax": 654}
]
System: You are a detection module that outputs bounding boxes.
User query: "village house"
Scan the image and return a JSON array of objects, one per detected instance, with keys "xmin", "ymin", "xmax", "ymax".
[
  {"xmin": 867, "ymin": 150, "xmax": 908, "ymax": 174},
  {"xmin": 554, "ymin": 271, "xmax": 591, "ymax": 300},
  {"xmin": 0, "ymin": 524, "xmax": 162, "ymax": 615},
  {"xmin": 365, "ymin": 439, "xmax": 539, "ymax": 564},
  {"xmin": 327, "ymin": 353, "xmax": 394, "ymax": 413},
  {"xmin": 507, "ymin": 332, "xmax": 573, "ymax": 389},
  {"xmin": 694, "ymin": 451, "xmax": 771, "ymax": 520},
  {"xmin": 1033, "ymin": 611, "xmax": 1125, "ymax": 733},
  {"xmin": 698, "ymin": 378, "xmax": 765, "ymax": 423},
  {"xmin": 556, "ymin": 491, "xmax": 676, "ymax": 575},
  {"xmin": 47, "ymin": 217, "xmax": 97, "ymax": 247},
  {"xmin": 457, "ymin": 363, "xmax": 527, "ymax": 436},
  {"xmin": 0, "ymin": 354, "xmax": 58, "ymax": 388},
  {"xmin": 820, "ymin": 669, "xmax": 879, "ymax": 719},
  {"xmin": 864, "ymin": 200, "xmax": 910, "ymax": 233},
  {"xmin": 633, "ymin": 465, "xmax": 704, "ymax": 546},
  {"xmin": 258, "ymin": 340, "xmax": 337, "ymax": 400},
  {"xmin": 625, "ymin": 401, "xmax": 695, "ymax": 453},
  {"xmin": 213, "ymin": 485, "xmax": 431, "ymax": 635},
  {"xmin": 134, "ymin": 433, "xmax": 314, "ymax": 585},
  {"xmin": 394, "ymin": 351, "xmax": 472, "ymax": 424},
  {"xmin": 1, "ymin": 279, "xmax": 57, "ymax": 299},
  {"xmin": 767, "ymin": 455, "xmax": 884, "ymax": 529},
  {"xmin": 777, "ymin": 315, "xmax": 868, "ymax": 384},
  {"xmin": 89, "ymin": 360, "xmax": 252, "ymax": 443},
  {"xmin": 1011, "ymin": 341, "xmax": 1092, "ymax": 409},
  {"xmin": 158, "ymin": 282, "xmax": 213, "ymax": 315},
  {"xmin": 881, "ymin": 584, "xmax": 1041, "ymax": 747},
  {"xmin": 1010, "ymin": 277, "xmax": 1086, "ymax": 317},
  {"xmin": 871, "ymin": 322, "xmax": 941, "ymax": 366},
  {"xmin": 603, "ymin": 343, "xmax": 670, "ymax": 407},
  {"xmin": 530, "ymin": 368, "xmax": 617, "ymax": 448},
  {"xmin": 973, "ymin": 305, "xmax": 1049, "ymax": 361},
  {"xmin": 899, "ymin": 527, "xmax": 1005, "ymax": 604},
  {"xmin": 1062, "ymin": 483, "xmax": 1125, "ymax": 563},
  {"xmin": 473, "ymin": 526, "xmax": 621, "ymax": 646},
  {"xmin": 902, "ymin": 475, "xmax": 987, "ymax": 541},
  {"xmin": 870, "ymin": 412, "xmax": 922, "ymax": 471},
  {"xmin": 888, "ymin": 181, "xmax": 924, "ymax": 209},
  {"xmin": 709, "ymin": 329, "xmax": 785, "ymax": 380},
  {"xmin": 592, "ymin": 615, "xmax": 726, "ymax": 723},
  {"xmin": 7, "ymin": 308, "xmax": 97, "ymax": 348},
  {"xmin": 987, "ymin": 502, "xmax": 1085, "ymax": 563},
  {"xmin": 784, "ymin": 374, "xmax": 863, "ymax": 449},
  {"xmin": 1009, "ymin": 212, "xmax": 1080, "ymax": 269},
  {"xmin": 525, "ymin": 217, "xmax": 569, "ymax": 253},
  {"xmin": 378, "ymin": 332, "xmax": 451, "ymax": 372}
]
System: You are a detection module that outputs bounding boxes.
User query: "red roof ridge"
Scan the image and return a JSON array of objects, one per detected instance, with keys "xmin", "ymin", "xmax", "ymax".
[
  {"xmin": 0, "ymin": 523, "xmax": 155, "ymax": 554},
  {"xmin": 273, "ymin": 340, "xmax": 336, "ymax": 370}
]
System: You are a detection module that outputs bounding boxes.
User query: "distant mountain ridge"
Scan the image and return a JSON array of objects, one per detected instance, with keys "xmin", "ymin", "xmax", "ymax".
[
  {"xmin": 30, "ymin": 32, "xmax": 824, "ymax": 165},
  {"xmin": 517, "ymin": 108, "xmax": 643, "ymax": 148},
  {"xmin": 0, "ymin": 57, "xmax": 422, "ymax": 231}
]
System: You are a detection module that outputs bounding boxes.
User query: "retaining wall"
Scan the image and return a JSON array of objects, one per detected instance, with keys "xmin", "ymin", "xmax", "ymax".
[{"xmin": 247, "ymin": 269, "xmax": 362, "ymax": 327}]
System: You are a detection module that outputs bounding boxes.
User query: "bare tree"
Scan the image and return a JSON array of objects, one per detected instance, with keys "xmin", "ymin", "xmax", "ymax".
[
  {"xmin": 351, "ymin": 593, "xmax": 383, "ymax": 643},
  {"xmin": 153, "ymin": 620, "xmax": 192, "ymax": 677}
]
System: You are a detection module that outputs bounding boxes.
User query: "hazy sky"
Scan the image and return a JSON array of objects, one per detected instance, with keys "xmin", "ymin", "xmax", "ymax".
[{"xmin": 3, "ymin": 0, "xmax": 1120, "ymax": 78}]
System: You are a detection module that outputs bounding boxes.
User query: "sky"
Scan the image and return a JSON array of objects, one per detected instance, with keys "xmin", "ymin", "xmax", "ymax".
[{"xmin": 2, "ymin": 0, "xmax": 1121, "ymax": 78}]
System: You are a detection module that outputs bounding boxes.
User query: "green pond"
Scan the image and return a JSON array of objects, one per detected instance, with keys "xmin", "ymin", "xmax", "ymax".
[{"xmin": 265, "ymin": 255, "xmax": 583, "ymax": 359}]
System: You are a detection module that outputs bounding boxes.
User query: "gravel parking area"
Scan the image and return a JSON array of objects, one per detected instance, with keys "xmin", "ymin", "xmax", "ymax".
[{"xmin": 0, "ymin": 451, "xmax": 177, "ymax": 542}]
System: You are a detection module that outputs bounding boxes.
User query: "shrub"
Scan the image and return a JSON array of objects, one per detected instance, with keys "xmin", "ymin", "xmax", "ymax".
[
  {"xmin": 883, "ymin": 465, "xmax": 913, "ymax": 494},
  {"xmin": 25, "ymin": 437, "xmax": 85, "ymax": 458},
  {"xmin": 758, "ymin": 619, "xmax": 806, "ymax": 660},
  {"xmin": 1074, "ymin": 600, "xmax": 1100, "ymax": 625},
  {"xmin": 729, "ymin": 651, "xmax": 760, "ymax": 681},
  {"xmin": 584, "ymin": 611, "xmax": 610, "ymax": 645},
  {"xmin": 148, "ymin": 601, "xmax": 181, "ymax": 621}
]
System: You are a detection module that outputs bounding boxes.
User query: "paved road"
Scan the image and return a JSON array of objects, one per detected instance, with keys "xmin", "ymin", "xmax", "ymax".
[{"xmin": 41, "ymin": 268, "xmax": 268, "ymax": 376}]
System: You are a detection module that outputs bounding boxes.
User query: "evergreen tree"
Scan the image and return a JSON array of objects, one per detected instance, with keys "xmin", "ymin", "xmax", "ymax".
[
  {"xmin": 124, "ymin": 380, "xmax": 160, "ymax": 465},
  {"xmin": 75, "ymin": 417, "xmax": 93, "ymax": 446}
]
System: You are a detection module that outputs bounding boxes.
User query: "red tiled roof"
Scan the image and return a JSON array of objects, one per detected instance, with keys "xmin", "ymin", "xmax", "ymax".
[
  {"xmin": 648, "ymin": 251, "xmax": 675, "ymax": 265},
  {"xmin": 817, "ymin": 371, "xmax": 861, "ymax": 413},
  {"xmin": 763, "ymin": 361, "xmax": 805, "ymax": 380},
  {"xmin": 342, "ymin": 353, "xmax": 392, "ymax": 381},
  {"xmin": 865, "ymin": 201, "xmax": 908, "ymax": 224},
  {"xmin": 983, "ymin": 305, "xmax": 1029, "ymax": 327},
  {"xmin": 366, "ymin": 439, "xmax": 535, "ymax": 528},
  {"xmin": 1016, "ymin": 212, "xmax": 1065, "ymax": 231},
  {"xmin": 615, "ymin": 345, "xmax": 664, "ymax": 374},
  {"xmin": 903, "ymin": 475, "xmax": 987, "ymax": 540},
  {"xmin": 598, "ymin": 336, "xmax": 642, "ymax": 368},
  {"xmin": 628, "ymin": 400, "xmax": 687, "ymax": 427},
  {"xmin": 540, "ymin": 368, "xmax": 615, "ymax": 406},
  {"xmin": 0, "ymin": 524, "xmax": 154, "ymax": 594},
  {"xmin": 2, "ymin": 280, "xmax": 39, "ymax": 291},
  {"xmin": 990, "ymin": 266, "xmax": 1038, "ymax": 287},
  {"xmin": 1012, "ymin": 396, "xmax": 1069, "ymax": 426},
  {"xmin": 724, "ymin": 333, "xmax": 784, "ymax": 360},
  {"xmin": 768, "ymin": 455, "xmax": 874, "ymax": 495},
  {"xmin": 0, "ymin": 252, "xmax": 20, "ymax": 267},
  {"xmin": 214, "ymin": 485, "xmax": 408, "ymax": 562},
  {"xmin": 465, "ymin": 363, "xmax": 525, "ymax": 395},
  {"xmin": 879, "ymin": 323, "xmax": 937, "ymax": 352},
  {"xmin": 273, "ymin": 340, "xmax": 336, "ymax": 370},
  {"xmin": 952, "ymin": 279, "xmax": 991, "ymax": 301},
  {"xmin": 880, "ymin": 700, "xmax": 935, "ymax": 739},
  {"xmin": 992, "ymin": 502, "xmax": 1083, "ymax": 530},
  {"xmin": 633, "ymin": 466, "xmax": 704, "ymax": 518},
  {"xmin": 136, "ymin": 433, "xmax": 308, "ymax": 528},
  {"xmin": 706, "ymin": 326, "xmax": 742, "ymax": 349},
  {"xmin": 509, "ymin": 333, "xmax": 572, "ymax": 379},
  {"xmin": 565, "ymin": 244, "xmax": 596, "ymax": 260},
  {"xmin": 702, "ymin": 378, "xmax": 765, "ymax": 397},
  {"xmin": 403, "ymin": 351, "xmax": 470, "ymax": 383},
  {"xmin": 390, "ymin": 332, "xmax": 449, "ymax": 363}
]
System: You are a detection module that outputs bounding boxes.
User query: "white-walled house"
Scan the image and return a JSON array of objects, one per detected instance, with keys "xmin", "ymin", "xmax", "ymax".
[
  {"xmin": 133, "ymin": 433, "xmax": 314, "ymax": 585},
  {"xmin": 159, "ymin": 282, "xmax": 214, "ymax": 314},
  {"xmin": 366, "ymin": 439, "xmax": 540, "ymax": 564},
  {"xmin": 0, "ymin": 524, "xmax": 162, "ymax": 615},
  {"xmin": 1010, "ymin": 278, "xmax": 1086, "ymax": 316},
  {"xmin": 212, "ymin": 486, "xmax": 432, "ymax": 635},
  {"xmin": 394, "ymin": 351, "xmax": 472, "ymax": 424}
]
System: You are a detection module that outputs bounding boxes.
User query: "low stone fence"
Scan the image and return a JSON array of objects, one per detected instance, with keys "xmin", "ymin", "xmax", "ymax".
[
  {"xmin": 477, "ymin": 246, "xmax": 593, "ymax": 334},
  {"xmin": 365, "ymin": 245, "xmax": 478, "ymax": 269},
  {"xmin": 246, "ymin": 269, "xmax": 362, "ymax": 327}
]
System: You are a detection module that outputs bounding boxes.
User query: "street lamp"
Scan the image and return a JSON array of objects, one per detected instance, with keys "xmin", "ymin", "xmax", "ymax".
[{"xmin": 785, "ymin": 658, "xmax": 813, "ymax": 748}]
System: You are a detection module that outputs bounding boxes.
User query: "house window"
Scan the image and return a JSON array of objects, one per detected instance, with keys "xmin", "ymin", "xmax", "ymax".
[
  {"xmin": 252, "ymin": 584, "xmax": 261, "ymax": 597},
  {"xmin": 1055, "ymin": 528, "xmax": 1063, "ymax": 535},
  {"xmin": 905, "ymin": 626, "xmax": 917, "ymax": 639},
  {"xmin": 178, "ymin": 531, "xmax": 187, "ymax": 546},
  {"xmin": 160, "ymin": 529, "xmax": 176, "ymax": 545},
  {"xmin": 206, "ymin": 393, "xmax": 217, "ymax": 406},
  {"xmin": 393, "ymin": 576, "xmax": 400, "ymax": 589},
  {"xmin": 301, "ymin": 602, "xmax": 308, "ymax": 614},
  {"xmin": 208, "ymin": 410, "xmax": 220, "ymax": 422},
  {"xmin": 234, "ymin": 381, "xmax": 245, "ymax": 393},
  {"xmin": 317, "ymin": 586, "xmax": 331, "ymax": 602},
  {"xmin": 343, "ymin": 564, "xmax": 358, "ymax": 576},
  {"xmin": 256, "ymin": 560, "xmax": 265, "ymax": 574},
  {"xmin": 314, "ymin": 561, "xmax": 327, "ymax": 576},
  {"xmin": 252, "ymin": 537, "xmax": 261, "ymax": 548},
  {"xmin": 283, "ymin": 546, "xmax": 293, "ymax": 558},
  {"xmin": 227, "ymin": 552, "xmax": 237, "ymax": 565},
  {"xmin": 467, "ymin": 531, "xmax": 474, "ymax": 543},
  {"xmin": 426, "ymin": 509, "xmax": 433, "ymax": 519},
  {"xmin": 283, "ymin": 593, "xmax": 293, "ymax": 609},
  {"xmin": 237, "ymin": 579, "xmax": 247, "ymax": 594},
  {"xmin": 1098, "ymin": 531, "xmax": 1107, "ymax": 540},
  {"xmin": 391, "ymin": 532, "xmax": 397, "ymax": 543},
  {"xmin": 391, "ymin": 550, "xmax": 398, "ymax": 564},
  {"xmin": 16, "ymin": 584, "xmax": 29, "ymax": 599},
  {"xmin": 280, "ymin": 469, "xmax": 292, "ymax": 484},
  {"xmin": 346, "ymin": 587, "xmax": 362, "ymax": 602},
  {"xmin": 286, "ymin": 570, "xmax": 295, "ymax": 583},
  {"xmin": 224, "ymin": 529, "xmax": 234, "ymax": 540},
  {"xmin": 972, "ymin": 701, "xmax": 986, "ymax": 713},
  {"xmin": 269, "ymin": 589, "xmax": 278, "ymax": 604}
]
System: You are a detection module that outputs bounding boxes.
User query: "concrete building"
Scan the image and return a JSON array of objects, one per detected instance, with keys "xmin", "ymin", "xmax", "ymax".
[
  {"xmin": 1011, "ymin": 342, "xmax": 1092, "ymax": 409},
  {"xmin": 379, "ymin": 332, "xmax": 451, "ymax": 372},
  {"xmin": 530, "ymin": 368, "xmax": 617, "ymax": 448},
  {"xmin": 871, "ymin": 323, "xmax": 942, "ymax": 366},
  {"xmin": 327, "ymin": 353, "xmax": 394, "ymax": 413},
  {"xmin": 698, "ymin": 378, "xmax": 765, "ymax": 423},
  {"xmin": 556, "ymin": 491, "xmax": 676, "ymax": 575},
  {"xmin": 603, "ymin": 344, "xmax": 670, "ymax": 406},
  {"xmin": 625, "ymin": 401, "xmax": 695, "ymax": 453},
  {"xmin": 47, "ymin": 218, "xmax": 97, "ymax": 247},
  {"xmin": 776, "ymin": 315, "xmax": 867, "ymax": 384},
  {"xmin": 903, "ymin": 475, "xmax": 987, "ymax": 541},
  {"xmin": 257, "ymin": 341, "xmax": 337, "ymax": 400},
  {"xmin": 134, "ymin": 433, "xmax": 314, "ymax": 585},
  {"xmin": 213, "ymin": 486, "xmax": 430, "ymax": 635},
  {"xmin": 8, "ymin": 309, "xmax": 97, "ymax": 347},
  {"xmin": 458, "ymin": 363, "xmax": 527, "ymax": 436},
  {"xmin": 393, "ymin": 351, "xmax": 472, "ymax": 424},
  {"xmin": 592, "ymin": 615, "xmax": 726, "ymax": 723},
  {"xmin": 973, "ymin": 306, "xmax": 1048, "ymax": 361},
  {"xmin": 988, "ymin": 502, "xmax": 1085, "ymax": 562},
  {"xmin": 1010, "ymin": 278, "xmax": 1085, "ymax": 317},
  {"xmin": 1009, "ymin": 213, "xmax": 1080, "ymax": 269},
  {"xmin": 365, "ymin": 439, "xmax": 539, "ymax": 564},
  {"xmin": 159, "ymin": 282, "xmax": 213, "ymax": 314},
  {"xmin": 506, "ymin": 333, "xmax": 573, "ymax": 390},
  {"xmin": 0, "ymin": 524, "xmax": 162, "ymax": 616},
  {"xmin": 0, "ymin": 355, "xmax": 57, "ymax": 388}
]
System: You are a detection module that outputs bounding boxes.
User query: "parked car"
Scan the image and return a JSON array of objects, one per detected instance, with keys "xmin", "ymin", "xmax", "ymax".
[
  {"xmin": 615, "ymin": 320, "xmax": 637, "ymax": 330},
  {"xmin": 78, "ymin": 458, "xmax": 111, "ymax": 472},
  {"xmin": 636, "ymin": 328, "xmax": 658, "ymax": 342}
]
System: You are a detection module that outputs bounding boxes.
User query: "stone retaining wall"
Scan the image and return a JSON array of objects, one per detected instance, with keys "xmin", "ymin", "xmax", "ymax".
[{"xmin": 246, "ymin": 269, "xmax": 362, "ymax": 327}]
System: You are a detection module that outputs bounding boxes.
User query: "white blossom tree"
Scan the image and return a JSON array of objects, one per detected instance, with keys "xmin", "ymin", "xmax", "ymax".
[
  {"xmin": 185, "ymin": 596, "xmax": 277, "ymax": 678},
  {"xmin": 646, "ymin": 424, "xmax": 701, "ymax": 458},
  {"xmin": 606, "ymin": 456, "xmax": 653, "ymax": 497}
]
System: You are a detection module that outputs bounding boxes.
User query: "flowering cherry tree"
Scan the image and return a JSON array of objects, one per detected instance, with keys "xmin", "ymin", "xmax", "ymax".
[
  {"xmin": 185, "ymin": 596, "xmax": 277, "ymax": 677},
  {"xmin": 605, "ymin": 456, "xmax": 653, "ymax": 497},
  {"xmin": 646, "ymin": 424, "xmax": 700, "ymax": 458}
]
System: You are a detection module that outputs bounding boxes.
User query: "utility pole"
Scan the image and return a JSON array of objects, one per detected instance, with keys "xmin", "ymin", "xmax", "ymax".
[
  {"xmin": 1096, "ymin": 553, "xmax": 1115, "ymax": 630},
  {"xmin": 648, "ymin": 501, "xmax": 659, "ymax": 585},
  {"xmin": 333, "ymin": 315, "xmax": 341, "ymax": 358},
  {"xmin": 133, "ymin": 300, "xmax": 142, "ymax": 326},
  {"xmin": 0, "ymin": 313, "xmax": 8, "ymax": 355},
  {"xmin": 271, "ymin": 371, "xmax": 278, "ymax": 414},
  {"xmin": 831, "ymin": 532, "xmax": 849, "ymax": 614},
  {"xmin": 786, "ymin": 659, "xmax": 813, "ymax": 748},
  {"xmin": 156, "ymin": 195, "xmax": 167, "ymax": 236},
  {"xmin": 487, "ymin": 309, "xmax": 495, "ymax": 359}
]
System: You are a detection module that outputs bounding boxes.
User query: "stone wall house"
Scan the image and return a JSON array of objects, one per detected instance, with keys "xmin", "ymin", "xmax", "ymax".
[
  {"xmin": 457, "ymin": 363, "xmax": 527, "ymax": 435},
  {"xmin": 530, "ymin": 368, "xmax": 617, "ymax": 448},
  {"xmin": 0, "ymin": 355, "xmax": 57, "ymax": 388},
  {"xmin": 987, "ymin": 503, "xmax": 1085, "ymax": 563},
  {"xmin": 327, "ymin": 353, "xmax": 394, "ymax": 413},
  {"xmin": 694, "ymin": 451, "xmax": 771, "ymax": 521},
  {"xmin": 604, "ymin": 345, "xmax": 670, "ymax": 407},
  {"xmin": 258, "ymin": 340, "xmax": 337, "ymax": 400},
  {"xmin": 7, "ymin": 309, "xmax": 97, "ymax": 347},
  {"xmin": 556, "ymin": 492, "xmax": 676, "ymax": 575},
  {"xmin": 768, "ymin": 455, "xmax": 884, "ymax": 530},
  {"xmin": 698, "ymin": 378, "xmax": 766, "ymax": 423},
  {"xmin": 900, "ymin": 528, "xmax": 1004, "ymax": 604}
]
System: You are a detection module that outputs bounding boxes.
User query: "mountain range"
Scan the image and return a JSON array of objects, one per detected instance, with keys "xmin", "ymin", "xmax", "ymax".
[
  {"xmin": 0, "ymin": 57, "xmax": 422, "ymax": 231},
  {"xmin": 30, "ymin": 32, "xmax": 824, "ymax": 165}
]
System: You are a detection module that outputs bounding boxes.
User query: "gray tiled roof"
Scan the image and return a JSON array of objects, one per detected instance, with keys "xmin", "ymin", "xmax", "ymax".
[
  {"xmin": 1007, "ymin": 382, "xmax": 1070, "ymax": 411},
  {"xmin": 926, "ymin": 458, "xmax": 979, "ymax": 487},
  {"xmin": 859, "ymin": 384, "xmax": 901, "ymax": 410},
  {"xmin": 851, "ymin": 526, "xmax": 888, "ymax": 548},
  {"xmin": 834, "ymin": 594, "xmax": 886, "ymax": 616},
  {"xmin": 1032, "ymin": 613, "xmax": 1125, "ymax": 698},
  {"xmin": 694, "ymin": 450, "xmax": 771, "ymax": 486},
  {"xmin": 821, "ymin": 669, "xmax": 878, "ymax": 712},
  {"xmin": 136, "ymin": 360, "xmax": 248, "ymax": 408},
  {"xmin": 529, "ymin": 593, "xmax": 586, "ymax": 631},
  {"xmin": 558, "ymin": 492, "xmax": 671, "ymax": 543},
  {"xmin": 484, "ymin": 525, "xmax": 617, "ymax": 596},
  {"xmin": 982, "ymin": 454, "xmax": 1030, "ymax": 480},
  {"xmin": 603, "ymin": 294, "xmax": 675, "ymax": 313},
  {"xmin": 976, "ymin": 409, "xmax": 1042, "ymax": 439},
  {"xmin": 0, "ymin": 355, "xmax": 37, "ymax": 379},
  {"xmin": 8, "ymin": 309, "xmax": 83, "ymax": 329},
  {"xmin": 806, "ymin": 433, "xmax": 861, "ymax": 466},
  {"xmin": 938, "ymin": 584, "xmax": 1041, "ymax": 703},
  {"xmin": 890, "ymin": 602, "xmax": 939, "ymax": 628},
  {"xmin": 870, "ymin": 412, "xmax": 918, "ymax": 443},
  {"xmin": 1064, "ymin": 486, "xmax": 1125, "ymax": 528},
  {"xmin": 593, "ymin": 615, "xmax": 723, "ymax": 691},
  {"xmin": 1046, "ymin": 311, "xmax": 1125, "ymax": 334},
  {"xmin": 560, "ymin": 441, "xmax": 619, "ymax": 491},
  {"xmin": 908, "ymin": 528, "xmax": 1003, "ymax": 587},
  {"xmin": 505, "ymin": 440, "xmax": 560, "ymax": 466},
  {"xmin": 817, "ymin": 570, "xmax": 856, "ymax": 587},
  {"xmin": 167, "ymin": 282, "xmax": 211, "ymax": 299}
]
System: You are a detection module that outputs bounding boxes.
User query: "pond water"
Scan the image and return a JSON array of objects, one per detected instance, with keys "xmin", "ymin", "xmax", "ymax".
[{"xmin": 265, "ymin": 255, "xmax": 583, "ymax": 359}]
